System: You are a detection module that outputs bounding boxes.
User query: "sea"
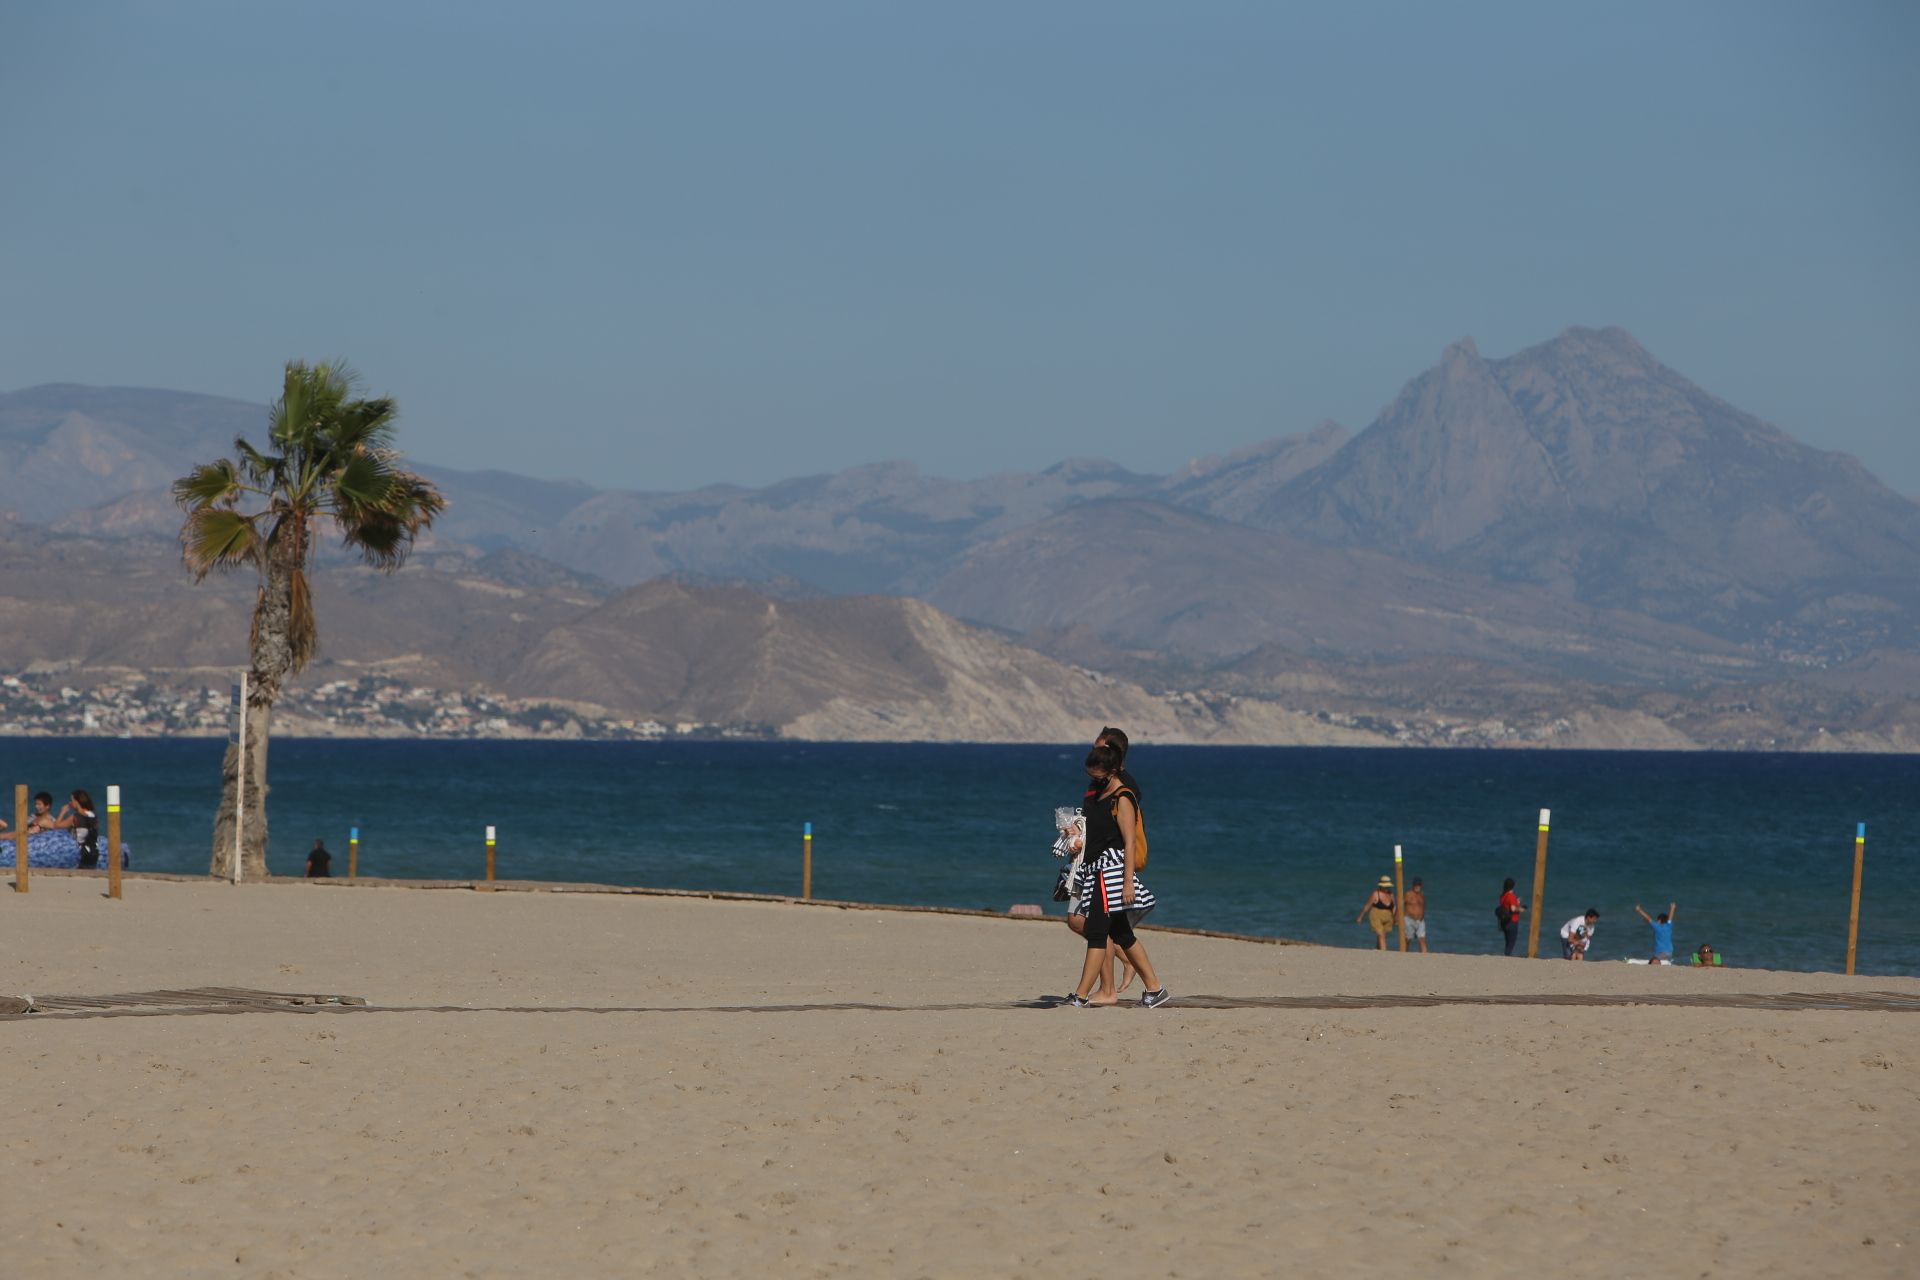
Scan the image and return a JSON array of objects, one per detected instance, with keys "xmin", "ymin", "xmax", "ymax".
[{"xmin": 3, "ymin": 739, "xmax": 1914, "ymax": 977}]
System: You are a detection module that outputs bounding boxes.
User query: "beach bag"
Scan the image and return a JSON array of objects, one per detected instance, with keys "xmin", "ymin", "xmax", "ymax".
[
  {"xmin": 1109, "ymin": 787, "xmax": 1148, "ymax": 870},
  {"xmin": 1495, "ymin": 903, "xmax": 1513, "ymax": 926},
  {"xmin": 1052, "ymin": 854, "xmax": 1081, "ymax": 902}
]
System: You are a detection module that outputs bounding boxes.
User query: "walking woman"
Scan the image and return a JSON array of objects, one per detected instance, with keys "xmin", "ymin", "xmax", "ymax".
[
  {"xmin": 1066, "ymin": 742, "xmax": 1170, "ymax": 1008},
  {"xmin": 1065, "ymin": 726, "xmax": 1139, "ymax": 997},
  {"xmin": 1356, "ymin": 875, "xmax": 1396, "ymax": 951}
]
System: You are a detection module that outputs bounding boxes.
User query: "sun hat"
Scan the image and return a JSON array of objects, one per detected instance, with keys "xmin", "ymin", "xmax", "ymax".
[{"xmin": 1377, "ymin": 875, "xmax": 1392, "ymax": 887}]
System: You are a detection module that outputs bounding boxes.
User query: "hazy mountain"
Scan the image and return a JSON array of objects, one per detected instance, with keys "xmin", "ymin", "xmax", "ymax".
[
  {"xmin": 495, "ymin": 577, "xmax": 1192, "ymax": 741},
  {"xmin": 925, "ymin": 499, "xmax": 1748, "ymax": 683},
  {"xmin": 1152, "ymin": 420, "xmax": 1351, "ymax": 524},
  {"xmin": 1260, "ymin": 328, "xmax": 1920, "ymax": 652},
  {"xmin": 0, "ymin": 383, "xmax": 255, "ymax": 526}
]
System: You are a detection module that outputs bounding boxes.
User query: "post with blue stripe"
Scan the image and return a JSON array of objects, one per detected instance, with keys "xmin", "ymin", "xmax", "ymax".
[
  {"xmin": 1846, "ymin": 823, "xmax": 1866, "ymax": 976},
  {"xmin": 1526, "ymin": 809, "xmax": 1551, "ymax": 959},
  {"xmin": 348, "ymin": 827, "xmax": 359, "ymax": 881},
  {"xmin": 485, "ymin": 825, "xmax": 497, "ymax": 887},
  {"xmin": 1393, "ymin": 845, "xmax": 1407, "ymax": 953},
  {"xmin": 107, "ymin": 785, "xmax": 123, "ymax": 900},
  {"xmin": 802, "ymin": 822, "xmax": 813, "ymax": 901}
]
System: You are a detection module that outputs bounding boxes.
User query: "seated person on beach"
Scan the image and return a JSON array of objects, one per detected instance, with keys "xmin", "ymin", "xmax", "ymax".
[
  {"xmin": 1634, "ymin": 902, "xmax": 1676, "ymax": 963},
  {"xmin": 1560, "ymin": 908, "xmax": 1600, "ymax": 960},
  {"xmin": 1690, "ymin": 943, "xmax": 1723, "ymax": 967},
  {"xmin": 1356, "ymin": 876, "xmax": 1396, "ymax": 951},
  {"xmin": 306, "ymin": 839, "xmax": 332, "ymax": 878},
  {"xmin": 25, "ymin": 791, "xmax": 60, "ymax": 834}
]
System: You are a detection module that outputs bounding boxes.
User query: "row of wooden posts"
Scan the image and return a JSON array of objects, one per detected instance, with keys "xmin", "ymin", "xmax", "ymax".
[
  {"xmin": 1383, "ymin": 808, "xmax": 1873, "ymax": 974},
  {"xmin": 8, "ymin": 789, "xmax": 504, "ymax": 893},
  {"xmin": 7, "ymin": 794, "xmax": 1876, "ymax": 975}
]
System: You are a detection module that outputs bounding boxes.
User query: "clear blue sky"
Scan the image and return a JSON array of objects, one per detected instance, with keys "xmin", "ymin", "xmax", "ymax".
[{"xmin": 3, "ymin": 1, "xmax": 1916, "ymax": 493}]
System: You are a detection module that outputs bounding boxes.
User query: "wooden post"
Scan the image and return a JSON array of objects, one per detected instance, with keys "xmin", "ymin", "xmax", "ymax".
[
  {"xmin": 348, "ymin": 827, "xmax": 359, "ymax": 881},
  {"xmin": 12, "ymin": 785, "xmax": 25, "ymax": 893},
  {"xmin": 1393, "ymin": 844, "xmax": 1407, "ymax": 953},
  {"xmin": 802, "ymin": 822, "xmax": 813, "ymax": 901},
  {"xmin": 1845, "ymin": 822, "xmax": 1865, "ymax": 976},
  {"xmin": 485, "ymin": 825, "xmax": 497, "ymax": 884},
  {"xmin": 1525, "ymin": 808, "xmax": 1551, "ymax": 959},
  {"xmin": 106, "ymin": 785, "xmax": 123, "ymax": 900}
]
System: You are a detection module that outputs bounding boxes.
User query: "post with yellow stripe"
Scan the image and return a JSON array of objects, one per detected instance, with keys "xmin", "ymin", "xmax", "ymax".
[
  {"xmin": 802, "ymin": 822, "xmax": 813, "ymax": 901},
  {"xmin": 485, "ymin": 825, "xmax": 497, "ymax": 887},
  {"xmin": 107, "ymin": 785, "xmax": 123, "ymax": 900},
  {"xmin": 1393, "ymin": 844, "xmax": 1407, "ymax": 953},
  {"xmin": 1526, "ymin": 809, "xmax": 1551, "ymax": 959},
  {"xmin": 1845, "ymin": 823, "xmax": 1866, "ymax": 976},
  {"xmin": 348, "ymin": 827, "xmax": 359, "ymax": 881},
  {"xmin": 12, "ymin": 784, "xmax": 26, "ymax": 894}
]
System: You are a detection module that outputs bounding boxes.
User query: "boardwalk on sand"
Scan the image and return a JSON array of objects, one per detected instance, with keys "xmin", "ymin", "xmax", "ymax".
[{"xmin": 5, "ymin": 987, "xmax": 1920, "ymax": 1020}]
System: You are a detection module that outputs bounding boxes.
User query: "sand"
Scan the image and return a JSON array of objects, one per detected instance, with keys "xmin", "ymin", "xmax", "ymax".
[{"xmin": 3, "ymin": 874, "xmax": 1916, "ymax": 1278}]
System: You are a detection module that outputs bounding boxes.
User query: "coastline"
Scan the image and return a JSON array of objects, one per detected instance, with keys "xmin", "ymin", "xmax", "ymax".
[{"xmin": 5, "ymin": 876, "xmax": 1916, "ymax": 1277}]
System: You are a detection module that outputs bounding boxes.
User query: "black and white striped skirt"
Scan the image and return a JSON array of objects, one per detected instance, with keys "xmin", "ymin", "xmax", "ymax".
[{"xmin": 1071, "ymin": 847, "xmax": 1157, "ymax": 922}]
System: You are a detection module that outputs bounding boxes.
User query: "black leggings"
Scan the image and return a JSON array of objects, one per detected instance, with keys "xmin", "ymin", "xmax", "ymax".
[{"xmin": 1084, "ymin": 907, "xmax": 1137, "ymax": 951}]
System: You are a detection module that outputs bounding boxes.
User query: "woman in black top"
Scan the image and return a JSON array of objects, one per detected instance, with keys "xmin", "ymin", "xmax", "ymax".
[
  {"xmin": 1066, "ymin": 742, "xmax": 1170, "ymax": 1008},
  {"xmin": 1066, "ymin": 728, "xmax": 1140, "ymax": 996},
  {"xmin": 66, "ymin": 790, "xmax": 101, "ymax": 869}
]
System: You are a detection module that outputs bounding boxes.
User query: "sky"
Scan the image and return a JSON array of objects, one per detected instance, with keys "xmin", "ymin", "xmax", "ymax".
[{"xmin": 3, "ymin": 1, "xmax": 1917, "ymax": 494}]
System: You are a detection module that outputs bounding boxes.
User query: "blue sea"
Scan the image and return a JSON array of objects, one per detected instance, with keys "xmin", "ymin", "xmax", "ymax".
[{"xmin": 3, "ymin": 739, "xmax": 1914, "ymax": 977}]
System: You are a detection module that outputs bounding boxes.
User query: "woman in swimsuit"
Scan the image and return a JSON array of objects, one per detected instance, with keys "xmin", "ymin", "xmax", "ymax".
[{"xmin": 1356, "ymin": 875, "xmax": 1396, "ymax": 951}]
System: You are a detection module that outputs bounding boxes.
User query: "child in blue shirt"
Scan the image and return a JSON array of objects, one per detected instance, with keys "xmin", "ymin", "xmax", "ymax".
[{"xmin": 1634, "ymin": 902, "xmax": 1677, "ymax": 963}]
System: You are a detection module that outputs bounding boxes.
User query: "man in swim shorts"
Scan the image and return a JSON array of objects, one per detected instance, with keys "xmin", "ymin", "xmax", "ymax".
[{"xmin": 1402, "ymin": 877, "xmax": 1428, "ymax": 953}]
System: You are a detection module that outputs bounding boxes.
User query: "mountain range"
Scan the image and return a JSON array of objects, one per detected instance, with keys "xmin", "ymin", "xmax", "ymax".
[{"xmin": 4, "ymin": 326, "xmax": 1916, "ymax": 748}]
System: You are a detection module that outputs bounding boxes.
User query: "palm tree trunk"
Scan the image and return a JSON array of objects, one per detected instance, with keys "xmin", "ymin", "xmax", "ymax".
[
  {"xmin": 208, "ymin": 700, "xmax": 272, "ymax": 880},
  {"xmin": 207, "ymin": 541, "xmax": 298, "ymax": 879}
]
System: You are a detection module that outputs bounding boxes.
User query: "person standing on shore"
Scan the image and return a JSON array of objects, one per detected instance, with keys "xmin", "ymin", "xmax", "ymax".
[
  {"xmin": 1402, "ymin": 877, "xmax": 1429, "ymax": 953},
  {"xmin": 1634, "ymin": 902, "xmax": 1677, "ymax": 963},
  {"xmin": 1065, "ymin": 742, "xmax": 1169, "ymax": 1008},
  {"xmin": 306, "ymin": 839, "xmax": 333, "ymax": 878},
  {"xmin": 1356, "ymin": 876, "xmax": 1396, "ymax": 951},
  {"xmin": 1496, "ymin": 878, "xmax": 1524, "ymax": 956}
]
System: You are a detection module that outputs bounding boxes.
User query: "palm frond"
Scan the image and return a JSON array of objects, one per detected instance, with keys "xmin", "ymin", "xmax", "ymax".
[
  {"xmin": 328, "ymin": 396, "xmax": 399, "ymax": 455},
  {"xmin": 286, "ymin": 566, "xmax": 317, "ymax": 673},
  {"xmin": 172, "ymin": 459, "xmax": 243, "ymax": 510},
  {"xmin": 180, "ymin": 507, "xmax": 262, "ymax": 579},
  {"xmin": 328, "ymin": 448, "xmax": 397, "ymax": 520},
  {"xmin": 232, "ymin": 437, "xmax": 284, "ymax": 485},
  {"xmin": 338, "ymin": 468, "xmax": 445, "ymax": 569}
]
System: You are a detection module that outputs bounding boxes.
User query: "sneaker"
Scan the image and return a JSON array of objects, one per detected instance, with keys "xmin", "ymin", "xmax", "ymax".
[
  {"xmin": 1140, "ymin": 987, "xmax": 1172, "ymax": 1009},
  {"xmin": 1064, "ymin": 994, "xmax": 1093, "ymax": 1008}
]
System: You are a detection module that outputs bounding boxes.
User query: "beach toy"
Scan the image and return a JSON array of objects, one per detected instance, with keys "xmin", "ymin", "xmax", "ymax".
[{"xmin": 0, "ymin": 830, "xmax": 133, "ymax": 870}]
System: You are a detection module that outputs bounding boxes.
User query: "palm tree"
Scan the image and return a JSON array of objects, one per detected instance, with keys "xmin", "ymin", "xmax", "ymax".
[{"xmin": 174, "ymin": 360, "xmax": 445, "ymax": 879}]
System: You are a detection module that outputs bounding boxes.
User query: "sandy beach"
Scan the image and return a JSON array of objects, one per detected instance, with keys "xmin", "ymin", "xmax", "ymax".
[{"xmin": 3, "ymin": 874, "xmax": 1916, "ymax": 1278}]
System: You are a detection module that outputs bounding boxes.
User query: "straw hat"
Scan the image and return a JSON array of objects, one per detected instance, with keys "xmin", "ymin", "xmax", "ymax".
[{"xmin": 1377, "ymin": 875, "xmax": 1393, "ymax": 887}]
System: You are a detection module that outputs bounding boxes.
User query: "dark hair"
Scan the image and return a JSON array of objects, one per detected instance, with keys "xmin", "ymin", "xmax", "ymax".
[
  {"xmin": 1085, "ymin": 742, "xmax": 1124, "ymax": 776},
  {"xmin": 1503, "ymin": 877, "xmax": 1516, "ymax": 891},
  {"xmin": 70, "ymin": 789, "xmax": 93, "ymax": 811},
  {"xmin": 1585, "ymin": 908, "xmax": 1600, "ymax": 919},
  {"xmin": 33, "ymin": 791, "xmax": 53, "ymax": 807},
  {"xmin": 1657, "ymin": 912, "xmax": 1670, "ymax": 923},
  {"xmin": 1095, "ymin": 726, "xmax": 1129, "ymax": 762}
]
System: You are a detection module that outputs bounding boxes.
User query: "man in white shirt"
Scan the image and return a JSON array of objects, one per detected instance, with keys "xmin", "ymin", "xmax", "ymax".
[{"xmin": 1560, "ymin": 908, "xmax": 1600, "ymax": 960}]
